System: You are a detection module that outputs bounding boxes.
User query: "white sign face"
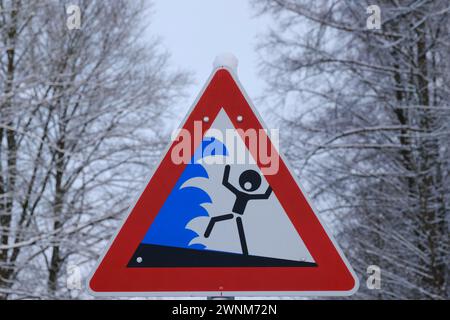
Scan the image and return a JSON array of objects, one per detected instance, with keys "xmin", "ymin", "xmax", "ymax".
[{"xmin": 185, "ymin": 110, "xmax": 315, "ymax": 263}]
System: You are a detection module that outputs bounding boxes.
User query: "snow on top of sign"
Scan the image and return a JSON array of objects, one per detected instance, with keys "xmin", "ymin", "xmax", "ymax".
[{"xmin": 213, "ymin": 53, "xmax": 238, "ymax": 73}]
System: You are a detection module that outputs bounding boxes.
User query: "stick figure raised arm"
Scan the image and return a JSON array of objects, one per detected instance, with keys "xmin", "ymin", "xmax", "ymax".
[
  {"xmin": 222, "ymin": 165, "xmax": 240, "ymax": 194},
  {"xmin": 249, "ymin": 185, "xmax": 272, "ymax": 200}
]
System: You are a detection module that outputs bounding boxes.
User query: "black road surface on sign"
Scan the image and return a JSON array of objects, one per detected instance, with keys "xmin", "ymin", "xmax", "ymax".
[{"xmin": 127, "ymin": 244, "xmax": 318, "ymax": 268}]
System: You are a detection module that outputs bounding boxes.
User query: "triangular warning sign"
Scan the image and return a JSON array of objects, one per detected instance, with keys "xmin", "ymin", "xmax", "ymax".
[{"xmin": 88, "ymin": 63, "xmax": 359, "ymax": 297}]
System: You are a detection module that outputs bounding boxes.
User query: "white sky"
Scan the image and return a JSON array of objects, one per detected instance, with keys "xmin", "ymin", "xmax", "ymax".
[{"xmin": 150, "ymin": 0, "xmax": 269, "ymax": 124}]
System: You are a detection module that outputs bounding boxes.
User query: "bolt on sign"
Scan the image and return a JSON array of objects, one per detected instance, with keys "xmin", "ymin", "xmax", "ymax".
[{"xmin": 88, "ymin": 54, "xmax": 359, "ymax": 297}]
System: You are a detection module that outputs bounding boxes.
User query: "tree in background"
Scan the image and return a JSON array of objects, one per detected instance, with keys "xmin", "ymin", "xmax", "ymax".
[
  {"xmin": 253, "ymin": 0, "xmax": 449, "ymax": 299},
  {"xmin": 0, "ymin": 0, "xmax": 188, "ymax": 299}
]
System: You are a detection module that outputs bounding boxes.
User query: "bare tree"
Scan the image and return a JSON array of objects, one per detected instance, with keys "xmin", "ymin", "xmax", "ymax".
[
  {"xmin": 0, "ymin": 0, "xmax": 188, "ymax": 299},
  {"xmin": 253, "ymin": 0, "xmax": 449, "ymax": 299}
]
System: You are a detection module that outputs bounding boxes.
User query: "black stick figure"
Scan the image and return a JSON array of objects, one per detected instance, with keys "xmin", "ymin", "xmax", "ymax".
[{"xmin": 204, "ymin": 165, "xmax": 272, "ymax": 255}]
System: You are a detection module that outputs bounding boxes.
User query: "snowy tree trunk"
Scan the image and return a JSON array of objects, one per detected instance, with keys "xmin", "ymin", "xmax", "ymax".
[{"xmin": 0, "ymin": 0, "xmax": 20, "ymax": 298}]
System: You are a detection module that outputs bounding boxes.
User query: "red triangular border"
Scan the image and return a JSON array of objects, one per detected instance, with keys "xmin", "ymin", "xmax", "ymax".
[{"xmin": 88, "ymin": 68, "xmax": 358, "ymax": 296}]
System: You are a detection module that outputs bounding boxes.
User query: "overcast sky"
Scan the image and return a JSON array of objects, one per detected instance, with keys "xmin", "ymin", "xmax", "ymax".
[{"xmin": 151, "ymin": 0, "xmax": 269, "ymax": 123}]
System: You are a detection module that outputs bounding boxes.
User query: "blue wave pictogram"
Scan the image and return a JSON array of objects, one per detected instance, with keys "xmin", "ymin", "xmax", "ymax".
[{"xmin": 141, "ymin": 137, "xmax": 227, "ymax": 250}]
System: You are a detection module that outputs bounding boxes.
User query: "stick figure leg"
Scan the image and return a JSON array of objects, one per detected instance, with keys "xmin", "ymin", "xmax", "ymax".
[
  {"xmin": 235, "ymin": 217, "xmax": 248, "ymax": 255},
  {"xmin": 204, "ymin": 214, "xmax": 234, "ymax": 238}
]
